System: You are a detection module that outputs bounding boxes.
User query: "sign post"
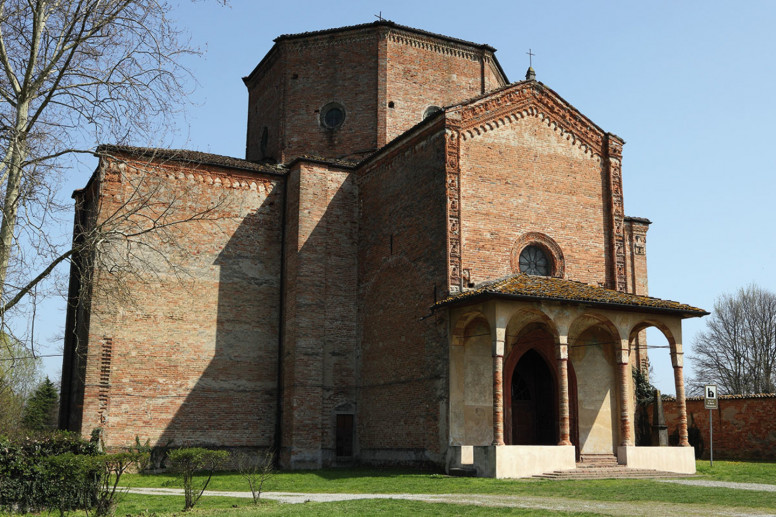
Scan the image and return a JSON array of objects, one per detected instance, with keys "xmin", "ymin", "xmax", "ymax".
[{"xmin": 704, "ymin": 384, "xmax": 718, "ymax": 467}]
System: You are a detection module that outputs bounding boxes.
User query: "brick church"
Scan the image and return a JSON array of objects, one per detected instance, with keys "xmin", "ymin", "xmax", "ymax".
[{"xmin": 60, "ymin": 21, "xmax": 707, "ymax": 477}]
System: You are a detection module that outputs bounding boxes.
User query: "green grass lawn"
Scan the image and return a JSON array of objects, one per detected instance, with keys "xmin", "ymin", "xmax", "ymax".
[
  {"xmin": 696, "ymin": 459, "xmax": 776, "ymax": 484},
  {"xmin": 124, "ymin": 460, "xmax": 776, "ymax": 495},
  {"xmin": 113, "ymin": 495, "xmax": 598, "ymax": 516},
  {"xmin": 11, "ymin": 461, "xmax": 774, "ymax": 516},
  {"xmin": 114, "ymin": 460, "xmax": 776, "ymax": 513}
]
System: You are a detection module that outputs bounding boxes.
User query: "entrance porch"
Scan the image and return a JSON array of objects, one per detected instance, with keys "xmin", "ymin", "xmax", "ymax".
[{"xmin": 438, "ymin": 275, "xmax": 706, "ymax": 478}]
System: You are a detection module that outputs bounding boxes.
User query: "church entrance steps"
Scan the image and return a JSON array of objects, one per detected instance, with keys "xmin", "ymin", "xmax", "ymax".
[
  {"xmin": 533, "ymin": 466, "xmax": 695, "ymax": 480},
  {"xmin": 577, "ymin": 454, "xmax": 618, "ymax": 468}
]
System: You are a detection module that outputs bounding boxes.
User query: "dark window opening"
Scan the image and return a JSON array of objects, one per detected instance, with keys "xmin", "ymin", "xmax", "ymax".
[
  {"xmin": 260, "ymin": 127, "xmax": 268, "ymax": 158},
  {"xmin": 321, "ymin": 102, "xmax": 346, "ymax": 129},
  {"xmin": 519, "ymin": 245, "xmax": 550, "ymax": 276},
  {"xmin": 336, "ymin": 414, "xmax": 354, "ymax": 457}
]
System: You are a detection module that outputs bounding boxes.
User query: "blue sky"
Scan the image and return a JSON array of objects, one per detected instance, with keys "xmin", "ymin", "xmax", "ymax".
[{"xmin": 37, "ymin": 0, "xmax": 776, "ymax": 395}]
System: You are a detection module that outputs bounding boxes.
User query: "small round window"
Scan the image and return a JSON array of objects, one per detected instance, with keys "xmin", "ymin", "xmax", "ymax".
[
  {"xmin": 321, "ymin": 102, "xmax": 346, "ymax": 129},
  {"xmin": 519, "ymin": 245, "xmax": 551, "ymax": 276}
]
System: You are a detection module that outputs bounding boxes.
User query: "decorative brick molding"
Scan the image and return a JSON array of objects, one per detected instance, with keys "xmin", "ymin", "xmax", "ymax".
[
  {"xmin": 457, "ymin": 83, "xmax": 605, "ymax": 161},
  {"xmin": 445, "ymin": 123, "xmax": 463, "ymax": 292},
  {"xmin": 98, "ymin": 337, "xmax": 112, "ymax": 426}
]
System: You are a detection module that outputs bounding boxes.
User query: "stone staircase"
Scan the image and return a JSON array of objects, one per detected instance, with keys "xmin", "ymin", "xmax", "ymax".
[{"xmin": 533, "ymin": 454, "xmax": 694, "ymax": 480}]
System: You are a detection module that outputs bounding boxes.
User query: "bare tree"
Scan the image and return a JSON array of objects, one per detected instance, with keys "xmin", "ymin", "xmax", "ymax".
[
  {"xmin": 0, "ymin": 1, "xmax": 215, "ymax": 349},
  {"xmin": 689, "ymin": 285, "xmax": 776, "ymax": 395}
]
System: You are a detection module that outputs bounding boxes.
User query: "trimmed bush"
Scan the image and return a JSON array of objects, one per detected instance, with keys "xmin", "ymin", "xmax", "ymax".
[
  {"xmin": 168, "ymin": 447, "xmax": 229, "ymax": 511},
  {"xmin": 0, "ymin": 431, "xmax": 98, "ymax": 513}
]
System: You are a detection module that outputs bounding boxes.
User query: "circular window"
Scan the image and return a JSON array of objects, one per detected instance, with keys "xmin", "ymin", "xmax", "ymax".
[
  {"xmin": 519, "ymin": 245, "xmax": 551, "ymax": 276},
  {"xmin": 320, "ymin": 102, "xmax": 346, "ymax": 129},
  {"xmin": 423, "ymin": 106, "xmax": 442, "ymax": 120}
]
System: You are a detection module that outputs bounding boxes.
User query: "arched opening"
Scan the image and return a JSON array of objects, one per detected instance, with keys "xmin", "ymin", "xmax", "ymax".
[
  {"xmin": 570, "ymin": 324, "xmax": 619, "ymax": 454},
  {"xmin": 511, "ymin": 349, "xmax": 557, "ymax": 444},
  {"xmin": 629, "ymin": 320, "xmax": 682, "ymax": 448},
  {"xmin": 449, "ymin": 313, "xmax": 493, "ymax": 445}
]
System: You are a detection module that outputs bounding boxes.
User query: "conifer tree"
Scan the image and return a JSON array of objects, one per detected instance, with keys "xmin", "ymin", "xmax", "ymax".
[{"xmin": 22, "ymin": 377, "xmax": 58, "ymax": 431}]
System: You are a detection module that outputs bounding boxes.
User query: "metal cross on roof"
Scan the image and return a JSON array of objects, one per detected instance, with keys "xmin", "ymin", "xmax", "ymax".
[{"xmin": 526, "ymin": 48, "xmax": 535, "ymax": 68}]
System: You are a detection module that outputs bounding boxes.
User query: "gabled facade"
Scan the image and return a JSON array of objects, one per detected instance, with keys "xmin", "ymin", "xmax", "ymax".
[{"xmin": 60, "ymin": 21, "xmax": 706, "ymax": 477}]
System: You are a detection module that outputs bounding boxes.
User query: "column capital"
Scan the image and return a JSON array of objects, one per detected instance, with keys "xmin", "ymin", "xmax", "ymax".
[
  {"xmin": 616, "ymin": 338, "xmax": 629, "ymax": 365},
  {"xmin": 556, "ymin": 334, "xmax": 569, "ymax": 360}
]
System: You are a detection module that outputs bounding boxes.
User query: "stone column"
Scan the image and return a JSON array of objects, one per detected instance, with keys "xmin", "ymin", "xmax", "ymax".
[
  {"xmin": 556, "ymin": 335, "xmax": 571, "ymax": 446},
  {"xmin": 492, "ymin": 353, "xmax": 505, "ymax": 446},
  {"xmin": 492, "ymin": 327, "xmax": 505, "ymax": 446},
  {"xmin": 617, "ymin": 341, "xmax": 633, "ymax": 446},
  {"xmin": 672, "ymin": 349, "xmax": 690, "ymax": 447}
]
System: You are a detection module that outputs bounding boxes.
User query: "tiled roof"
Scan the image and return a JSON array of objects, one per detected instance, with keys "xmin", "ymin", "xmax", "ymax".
[
  {"xmin": 434, "ymin": 274, "xmax": 708, "ymax": 317},
  {"xmin": 97, "ymin": 145, "xmax": 286, "ymax": 175},
  {"xmin": 289, "ymin": 155, "xmax": 361, "ymax": 169},
  {"xmin": 275, "ymin": 20, "xmax": 496, "ymax": 52}
]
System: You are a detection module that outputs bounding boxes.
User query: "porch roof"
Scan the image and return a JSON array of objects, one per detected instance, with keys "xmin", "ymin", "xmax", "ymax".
[{"xmin": 434, "ymin": 274, "xmax": 708, "ymax": 318}]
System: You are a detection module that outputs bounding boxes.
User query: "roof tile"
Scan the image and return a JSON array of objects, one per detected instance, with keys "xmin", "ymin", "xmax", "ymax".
[{"xmin": 434, "ymin": 273, "xmax": 708, "ymax": 317}]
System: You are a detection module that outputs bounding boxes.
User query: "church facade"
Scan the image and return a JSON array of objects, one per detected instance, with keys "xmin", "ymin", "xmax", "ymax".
[{"xmin": 59, "ymin": 21, "xmax": 706, "ymax": 477}]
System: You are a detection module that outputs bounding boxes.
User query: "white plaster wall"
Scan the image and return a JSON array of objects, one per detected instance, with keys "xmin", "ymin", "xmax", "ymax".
[
  {"xmin": 449, "ymin": 320, "xmax": 493, "ymax": 446},
  {"xmin": 473, "ymin": 445, "xmax": 576, "ymax": 478},
  {"xmin": 449, "ymin": 343, "xmax": 465, "ymax": 444},
  {"xmin": 618, "ymin": 446, "xmax": 696, "ymax": 474},
  {"xmin": 463, "ymin": 330, "xmax": 493, "ymax": 445},
  {"xmin": 571, "ymin": 338, "xmax": 617, "ymax": 454}
]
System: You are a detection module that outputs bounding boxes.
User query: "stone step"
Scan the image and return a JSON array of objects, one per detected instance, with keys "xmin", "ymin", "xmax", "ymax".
[
  {"xmin": 534, "ymin": 468, "xmax": 694, "ymax": 480},
  {"xmin": 577, "ymin": 454, "xmax": 619, "ymax": 468},
  {"xmin": 448, "ymin": 467, "xmax": 477, "ymax": 477}
]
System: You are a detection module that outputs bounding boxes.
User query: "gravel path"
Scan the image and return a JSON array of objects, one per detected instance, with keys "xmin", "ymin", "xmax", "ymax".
[
  {"xmin": 658, "ymin": 479, "xmax": 776, "ymax": 492},
  {"xmin": 125, "ymin": 484, "xmax": 776, "ymax": 516}
]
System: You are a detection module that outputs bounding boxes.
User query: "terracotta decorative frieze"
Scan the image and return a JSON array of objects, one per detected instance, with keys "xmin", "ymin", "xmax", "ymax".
[
  {"xmin": 387, "ymin": 31, "xmax": 482, "ymax": 61},
  {"xmin": 457, "ymin": 83, "xmax": 605, "ymax": 159},
  {"xmin": 445, "ymin": 125, "xmax": 462, "ymax": 293},
  {"xmin": 607, "ymin": 136, "xmax": 627, "ymax": 292}
]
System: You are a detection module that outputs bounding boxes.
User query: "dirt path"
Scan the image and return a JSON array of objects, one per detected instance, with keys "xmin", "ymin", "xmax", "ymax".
[{"xmin": 125, "ymin": 486, "xmax": 776, "ymax": 516}]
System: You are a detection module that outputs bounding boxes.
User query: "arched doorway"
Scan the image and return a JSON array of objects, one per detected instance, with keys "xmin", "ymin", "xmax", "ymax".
[{"xmin": 511, "ymin": 349, "xmax": 557, "ymax": 445}]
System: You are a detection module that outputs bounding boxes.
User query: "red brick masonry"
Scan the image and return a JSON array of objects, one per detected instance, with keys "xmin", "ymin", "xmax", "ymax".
[{"xmin": 663, "ymin": 394, "xmax": 776, "ymax": 460}]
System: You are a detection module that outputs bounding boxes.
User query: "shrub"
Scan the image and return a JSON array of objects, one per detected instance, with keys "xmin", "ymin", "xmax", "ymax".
[
  {"xmin": 93, "ymin": 450, "xmax": 150, "ymax": 516},
  {"xmin": 0, "ymin": 431, "xmax": 98, "ymax": 513},
  {"xmin": 236, "ymin": 448, "xmax": 275, "ymax": 504},
  {"xmin": 41, "ymin": 453, "xmax": 100, "ymax": 516},
  {"xmin": 168, "ymin": 447, "xmax": 228, "ymax": 511}
]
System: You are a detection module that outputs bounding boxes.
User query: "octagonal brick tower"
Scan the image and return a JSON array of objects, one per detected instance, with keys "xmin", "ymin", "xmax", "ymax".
[{"xmin": 243, "ymin": 20, "xmax": 508, "ymax": 163}]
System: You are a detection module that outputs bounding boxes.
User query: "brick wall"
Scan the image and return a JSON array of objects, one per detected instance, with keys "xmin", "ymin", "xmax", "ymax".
[
  {"xmin": 246, "ymin": 48, "xmax": 284, "ymax": 162},
  {"xmin": 246, "ymin": 29, "xmax": 380, "ymax": 163},
  {"xmin": 382, "ymin": 31, "xmax": 504, "ymax": 144},
  {"xmin": 245, "ymin": 23, "xmax": 506, "ymax": 163},
  {"xmin": 69, "ymin": 152, "xmax": 284, "ymax": 449},
  {"xmin": 281, "ymin": 160, "xmax": 358, "ymax": 469},
  {"xmin": 357, "ymin": 123, "xmax": 450, "ymax": 465},
  {"xmin": 458, "ymin": 111, "xmax": 609, "ymax": 287},
  {"xmin": 663, "ymin": 395, "xmax": 776, "ymax": 460}
]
